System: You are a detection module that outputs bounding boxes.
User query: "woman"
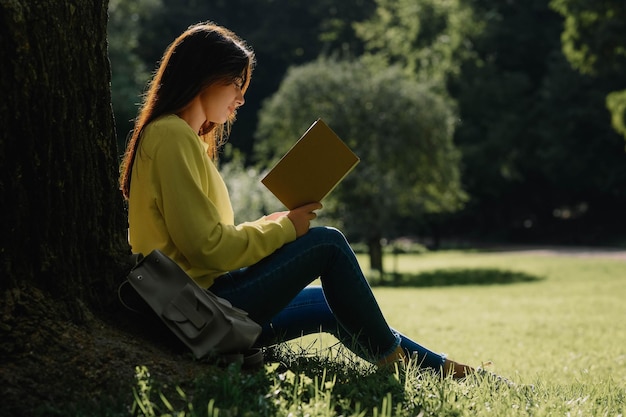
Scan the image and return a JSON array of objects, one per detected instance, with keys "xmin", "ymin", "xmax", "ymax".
[{"xmin": 119, "ymin": 22, "xmax": 473, "ymax": 377}]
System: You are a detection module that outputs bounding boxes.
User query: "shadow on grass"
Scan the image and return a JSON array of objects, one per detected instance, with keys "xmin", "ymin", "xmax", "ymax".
[{"xmin": 371, "ymin": 268, "xmax": 543, "ymax": 287}]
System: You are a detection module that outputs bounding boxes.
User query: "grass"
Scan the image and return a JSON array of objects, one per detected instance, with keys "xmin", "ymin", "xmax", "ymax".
[{"xmin": 124, "ymin": 249, "xmax": 626, "ymax": 416}]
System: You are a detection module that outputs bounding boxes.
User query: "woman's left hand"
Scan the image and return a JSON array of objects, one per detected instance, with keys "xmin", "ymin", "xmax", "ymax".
[{"xmin": 287, "ymin": 202, "xmax": 322, "ymax": 237}]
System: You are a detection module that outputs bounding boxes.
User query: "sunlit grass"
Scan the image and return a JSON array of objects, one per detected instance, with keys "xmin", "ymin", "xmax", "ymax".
[
  {"xmin": 361, "ymin": 250, "xmax": 626, "ymax": 388},
  {"xmin": 122, "ymin": 250, "xmax": 626, "ymax": 417}
]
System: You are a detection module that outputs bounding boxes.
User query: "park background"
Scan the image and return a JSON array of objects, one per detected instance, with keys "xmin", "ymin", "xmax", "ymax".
[
  {"xmin": 1, "ymin": 0, "xmax": 626, "ymax": 416},
  {"xmin": 109, "ymin": 0, "xmax": 626, "ymax": 269},
  {"xmin": 107, "ymin": 2, "xmax": 625, "ymax": 412}
]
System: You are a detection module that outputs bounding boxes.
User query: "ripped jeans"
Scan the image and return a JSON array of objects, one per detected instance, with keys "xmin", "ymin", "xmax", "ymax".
[{"xmin": 209, "ymin": 226, "xmax": 446, "ymax": 369}]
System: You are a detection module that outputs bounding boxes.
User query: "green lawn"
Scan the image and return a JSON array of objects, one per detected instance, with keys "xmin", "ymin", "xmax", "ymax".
[
  {"xmin": 362, "ymin": 251, "xmax": 626, "ymax": 383},
  {"xmin": 129, "ymin": 250, "xmax": 626, "ymax": 417}
]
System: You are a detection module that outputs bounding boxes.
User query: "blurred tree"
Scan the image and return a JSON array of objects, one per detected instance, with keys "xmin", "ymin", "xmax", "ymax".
[
  {"xmin": 448, "ymin": 0, "xmax": 566, "ymax": 238},
  {"xmin": 550, "ymin": 0, "xmax": 626, "ymax": 141},
  {"xmin": 218, "ymin": 146, "xmax": 282, "ymax": 223},
  {"xmin": 525, "ymin": 54, "xmax": 626, "ymax": 241},
  {"xmin": 255, "ymin": 59, "xmax": 466, "ymax": 275},
  {"xmin": 354, "ymin": 0, "xmax": 480, "ymax": 87},
  {"xmin": 450, "ymin": 0, "xmax": 626, "ymax": 242},
  {"xmin": 358, "ymin": 0, "xmax": 626, "ymax": 243},
  {"xmin": 112, "ymin": 0, "xmax": 375, "ymax": 157},
  {"xmin": 606, "ymin": 90, "xmax": 626, "ymax": 140},
  {"xmin": 549, "ymin": 0, "xmax": 626, "ymax": 76},
  {"xmin": 108, "ymin": 0, "xmax": 162, "ymax": 150}
]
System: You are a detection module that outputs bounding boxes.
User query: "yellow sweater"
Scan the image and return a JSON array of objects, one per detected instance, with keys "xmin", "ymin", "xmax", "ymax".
[{"xmin": 128, "ymin": 114, "xmax": 296, "ymax": 288}]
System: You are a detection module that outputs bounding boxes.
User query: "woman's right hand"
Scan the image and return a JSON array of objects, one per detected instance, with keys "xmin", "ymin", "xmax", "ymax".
[{"xmin": 287, "ymin": 202, "xmax": 322, "ymax": 237}]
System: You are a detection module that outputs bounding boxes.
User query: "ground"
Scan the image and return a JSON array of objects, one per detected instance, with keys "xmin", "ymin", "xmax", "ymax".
[
  {"xmin": 1, "ymin": 246, "xmax": 624, "ymax": 416},
  {"xmin": 0, "ymin": 285, "xmax": 215, "ymax": 417}
]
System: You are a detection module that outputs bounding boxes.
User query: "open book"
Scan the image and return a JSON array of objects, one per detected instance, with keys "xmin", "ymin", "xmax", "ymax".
[{"xmin": 261, "ymin": 119, "xmax": 360, "ymax": 210}]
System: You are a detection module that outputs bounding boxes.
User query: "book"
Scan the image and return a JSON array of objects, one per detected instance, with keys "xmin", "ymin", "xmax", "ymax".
[{"xmin": 261, "ymin": 119, "xmax": 360, "ymax": 210}]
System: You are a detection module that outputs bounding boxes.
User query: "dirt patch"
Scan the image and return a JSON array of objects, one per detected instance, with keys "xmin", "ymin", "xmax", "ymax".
[{"xmin": 0, "ymin": 286, "xmax": 216, "ymax": 417}]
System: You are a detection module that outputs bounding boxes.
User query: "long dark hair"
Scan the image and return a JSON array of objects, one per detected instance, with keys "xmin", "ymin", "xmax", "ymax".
[{"xmin": 119, "ymin": 22, "xmax": 255, "ymax": 199}]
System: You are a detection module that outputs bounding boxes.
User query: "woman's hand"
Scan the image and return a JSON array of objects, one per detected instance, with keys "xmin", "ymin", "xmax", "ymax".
[
  {"xmin": 265, "ymin": 202, "xmax": 322, "ymax": 237},
  {"xmin": 287, "ymin": 202, "xmax": 322, "ymax": 237}
]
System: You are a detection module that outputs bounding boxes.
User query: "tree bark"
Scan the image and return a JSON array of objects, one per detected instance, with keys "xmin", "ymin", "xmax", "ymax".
[
  {"xmin": 0, "ymin": 0, "xmax": 129, "ymax": 313},
  {"xmin": 368, "ymin": 236, "xmax": 385, "ymax": 278},
  {"xmin": 0, "ymin": 2, "xmax": 134, "ymax": 413}
]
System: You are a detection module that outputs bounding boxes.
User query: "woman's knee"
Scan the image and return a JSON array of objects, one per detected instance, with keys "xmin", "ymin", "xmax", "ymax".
[{"xmin": 308, "ymin": 226, "xmax": 349, "ymax": 246}]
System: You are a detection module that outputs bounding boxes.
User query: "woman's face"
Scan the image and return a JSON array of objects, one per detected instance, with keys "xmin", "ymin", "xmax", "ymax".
[{"xmin": 198, "ymin": 79, "xmax": 245, "ymax": 124}]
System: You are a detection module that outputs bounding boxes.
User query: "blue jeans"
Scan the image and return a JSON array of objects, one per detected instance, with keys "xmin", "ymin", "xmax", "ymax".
[{"xmin": 209, "ymin": 227, "xmax": 446, "ymax": 369}]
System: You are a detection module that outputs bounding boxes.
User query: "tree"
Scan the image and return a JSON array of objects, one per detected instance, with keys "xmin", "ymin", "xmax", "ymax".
[
  {"xmin": 549, "ymin": 0, "xmax": 626, "ymax": 76},
  {"xmin": 450, "ymin": 0, "xmax": 626, "ymax": 242},
  {"xmin": 219, "ymin": 146, "xmax": 284, "ymax": 223},
  {"xmin": 1, "ymin": 0, "xmax": 131, "ymax": 412},
  {"xmin": 606, "ymin": 90, "xmax": 626, "ymax": 140},
  {"xmin": 357, "ymin": 0, "xmax": 626, "ymax": 243},
  {"xmin": 108, "ymin": 0, "xmax": 162, "ymax": 149},
  {"xmin": 255, "ymin": 58, "xmax": 466, "ymax": 275},
  {"xmin": 550, "ymin": 0, "xmax": 626, "ymax": 141},
  {"xmin": 354, "ymin": 0, "xmax": 480, "ymax": 87},
  {"xmin": 111, "ymin": 0, "xmax": 376, "ymax": 156}
]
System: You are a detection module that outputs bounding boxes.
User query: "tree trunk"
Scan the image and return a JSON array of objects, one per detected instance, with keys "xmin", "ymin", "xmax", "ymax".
[
  {"xmin": 0, "ymin": 0, "xmax": 128, "ymax": 311},
  {"xmin": 0, "ymin": 1, "xmax": 135, "ymax": 414},
  {"xmin": 368, "ymin": 235, "xmax": 385, "ymax": 278}
]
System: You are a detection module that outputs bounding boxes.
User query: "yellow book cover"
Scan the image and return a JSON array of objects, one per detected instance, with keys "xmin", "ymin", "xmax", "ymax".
[{"xmin": 261, "ymin": 119, "xmax": 360, "ymax": 210}]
